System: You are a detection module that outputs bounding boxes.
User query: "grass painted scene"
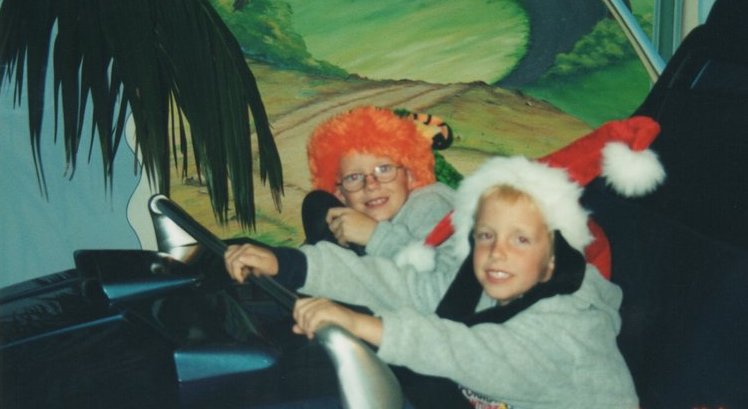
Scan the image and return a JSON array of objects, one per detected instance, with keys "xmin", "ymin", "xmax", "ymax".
[{"xmin": 170, "ymin": 0, "xmax": 654, "ymax": 246}]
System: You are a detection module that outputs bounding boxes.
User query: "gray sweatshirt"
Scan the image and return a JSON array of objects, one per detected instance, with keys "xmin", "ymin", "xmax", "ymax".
[
  {"xmin": 298, "ymin": 242, "xmax": 638, "ymax": 409},
  {"xmin": 366, "ymin": 182, "xmax": 455, "ymax": 259}
]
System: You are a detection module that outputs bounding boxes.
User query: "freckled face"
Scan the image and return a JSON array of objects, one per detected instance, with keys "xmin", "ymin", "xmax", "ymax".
[
  {"xmin": 472, "ymin": 193, "xmax": 555, "ymax": 305},
  {"xmin": 334, "ymin": 153, "xmax": 413, "ymax": 221}
]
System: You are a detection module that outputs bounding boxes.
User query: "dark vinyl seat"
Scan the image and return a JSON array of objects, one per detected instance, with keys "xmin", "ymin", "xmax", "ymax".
[
  {"xmin": 633, "ymin": 0, "xmax": 748, "ymax": 249},
  {"xmin": 582, "ymin": 1, "xmax": 748, "ymax": 407}
]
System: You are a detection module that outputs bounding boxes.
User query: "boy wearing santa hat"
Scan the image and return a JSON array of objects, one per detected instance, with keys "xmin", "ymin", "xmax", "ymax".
[{"xmin": 225, "ymin": 116, "xmax": 663, "ymax": 408}]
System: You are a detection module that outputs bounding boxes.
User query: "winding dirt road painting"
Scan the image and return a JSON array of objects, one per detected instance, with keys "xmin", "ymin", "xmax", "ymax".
[{"xmin": 158, "ymin": 0, "xmax": 653, "ymax": 246}]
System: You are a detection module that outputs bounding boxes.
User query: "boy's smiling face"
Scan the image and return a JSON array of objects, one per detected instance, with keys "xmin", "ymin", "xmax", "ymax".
[
  {"xmin": 472, "ymin": 190, "xmax": 555, "ymax": 305},
  {"xmin": 335, "ymin": 152, "xmax": 413, "ymax": 221}
]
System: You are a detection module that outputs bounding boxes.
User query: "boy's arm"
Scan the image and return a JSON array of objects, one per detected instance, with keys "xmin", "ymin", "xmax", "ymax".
[
  {"xmin": 224, "ymin": 243, "xmax": 308, "ymax": 290},
  {"xmin": 300, "ymin": 241, "xmax": 453, "ymax": 312},
  {"xmin": 292, "ymin": 297, "xmax": 383, "ymax": 346}
]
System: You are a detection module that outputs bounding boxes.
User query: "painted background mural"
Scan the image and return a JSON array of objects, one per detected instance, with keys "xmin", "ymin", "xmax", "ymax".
[
  {"xmin": 0, "ymin": 0, "xmax": 654, "ymax": 287},
  {"xmin": 175, "ymin": 0, "xmax": 652, "ymax": 245}
]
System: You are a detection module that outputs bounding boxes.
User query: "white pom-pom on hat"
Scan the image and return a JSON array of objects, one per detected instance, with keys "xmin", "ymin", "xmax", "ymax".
[
  {"xmin": 394, "ymin": 242, "xmax": 437, "ymax": 272},
  {"xmin": 601, "ymin": 141, "xmax": 665, "ymax": 197}
]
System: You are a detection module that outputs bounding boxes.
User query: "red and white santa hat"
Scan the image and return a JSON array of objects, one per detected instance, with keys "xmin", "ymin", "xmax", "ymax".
[{"xmin": 395, "ymin": 116, "xmax": 665, "ymax": 271}]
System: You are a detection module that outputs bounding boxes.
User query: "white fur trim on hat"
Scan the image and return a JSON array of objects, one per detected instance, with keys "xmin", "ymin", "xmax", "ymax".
[{"xmin": 451, "ymin": 156, "xmax": 593, "ymax": 260}]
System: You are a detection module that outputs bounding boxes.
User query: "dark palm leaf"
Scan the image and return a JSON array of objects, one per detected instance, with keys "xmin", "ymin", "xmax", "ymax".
[{"xmin": 0, "ymin": 0, "xmax": 283, "ymax": 228}]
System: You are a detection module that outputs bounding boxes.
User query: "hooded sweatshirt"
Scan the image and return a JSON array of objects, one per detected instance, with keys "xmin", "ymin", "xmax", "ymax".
[{"xmin": 293, "ymin": 240, "xmax": 638, "ymax": 409}]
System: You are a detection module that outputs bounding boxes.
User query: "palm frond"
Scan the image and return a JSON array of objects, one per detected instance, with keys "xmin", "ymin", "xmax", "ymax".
[{"xmin": 0, "ymin": 0, "xmax": 283, "ymax": 228}]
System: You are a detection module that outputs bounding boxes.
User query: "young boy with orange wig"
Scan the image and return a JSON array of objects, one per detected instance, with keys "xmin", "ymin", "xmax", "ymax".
[{"xmin": 302, "ymin": 105, "xmax": 458, "ymax": 273}]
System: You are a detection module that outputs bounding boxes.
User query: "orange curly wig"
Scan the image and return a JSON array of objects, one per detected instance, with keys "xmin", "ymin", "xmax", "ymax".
[{"xmin": 307, "ymin": 106, "xmax": 436, "ymax": 193}]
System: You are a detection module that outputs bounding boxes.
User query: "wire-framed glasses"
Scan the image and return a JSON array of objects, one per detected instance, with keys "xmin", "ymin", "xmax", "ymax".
[{"xmin": 337, "ymin": 164, "xmax": 402, "ymax": 192}]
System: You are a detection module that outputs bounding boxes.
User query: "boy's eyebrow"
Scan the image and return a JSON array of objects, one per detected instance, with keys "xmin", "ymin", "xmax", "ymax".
[
  {"xmin": 471, "ymin": 223, "xmax": 494, "ymax": 232},
  {"xmin": 343, "ymin": 162, "xmax": 398, "ymax": 174}
]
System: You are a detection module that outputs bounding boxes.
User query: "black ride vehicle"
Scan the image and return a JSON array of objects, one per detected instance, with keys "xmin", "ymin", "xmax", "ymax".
[
  {"xmin": 0, "ymin": 195, "xmax": 403, "ymax": 409},
  {"xmin": 0, "ymin": 247, "xmax": 281, "ymax": 409}
]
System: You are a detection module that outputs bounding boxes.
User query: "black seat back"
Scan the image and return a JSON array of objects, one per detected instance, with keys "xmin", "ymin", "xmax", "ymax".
[
  {"xmin": 633, "ymin": 0, "xmax": 748, "ymax": 249},
  {"xmin": 584, "ymin": 183, "xmax": 748, "ymax": 409},
  {"xmin": 582, "ymin": 1, "xmax": 748, "ymax": 407}
]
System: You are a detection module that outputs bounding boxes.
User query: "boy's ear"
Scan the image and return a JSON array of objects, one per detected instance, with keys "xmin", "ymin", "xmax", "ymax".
[
  {"xmin": 406, "ymin": 168, "xmax": 416, "ymax": 190},
  {"xmin": 333, "ymin": 188, "xmax": 346, "ymax": 203},
  {"xmin": 542, "ymin": 255, "xmax": 556, "ymax": 283}
]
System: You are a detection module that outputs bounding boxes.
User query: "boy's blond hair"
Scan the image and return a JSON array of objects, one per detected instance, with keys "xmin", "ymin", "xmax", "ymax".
[{"xmin": 476, "ymin": 185, "xmax": 555, "ymax": 248}]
